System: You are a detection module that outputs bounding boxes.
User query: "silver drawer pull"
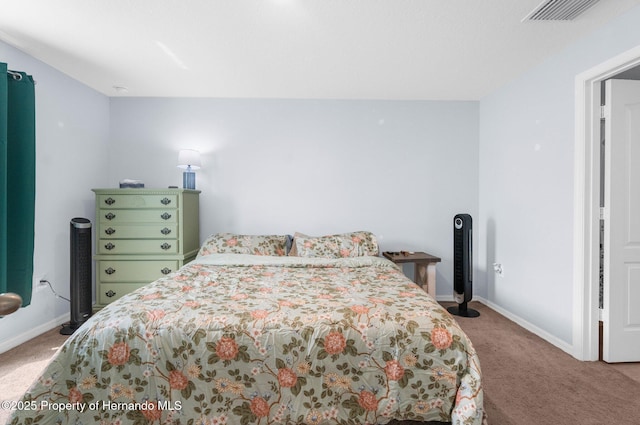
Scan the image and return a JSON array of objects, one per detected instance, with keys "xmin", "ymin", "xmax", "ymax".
[
  {"xmin": 105, "ymin": 197, "xmax": 116, "ymax": 205},
  {"xmin": 105, "ymin": 242, "xmax": 115, "ymax": 251},
  {"xmin": 161, "ymin": 197, "xmax": 171, "ymax": 205},
  {"xmin": 160, "ymin": 243, "xmax": 171, "ymax": 250},
  {"xmin": 105, "ymin": 227, "xmax": 116, "ymax": 235},
  {"xmin": 161, "ymin": 227, "xmax": 171, "ymax": 235},
  {"xmin": 161, "ymin": 267, "xmax": 172, "ymax": 275},
  {"xmin": 105, "ymin": 267, "xmax": 116, "ymax": 275},
  {"xmin": 105, "ymin": 212, "xmax": 116, "ymax": 220},
  {"xmin": 161, "ymin": 212, "xmax": 172, "ymax": 220},
  {"xmin": 105, "ymin": 290, "xmax": 116, "ymax": 298}
]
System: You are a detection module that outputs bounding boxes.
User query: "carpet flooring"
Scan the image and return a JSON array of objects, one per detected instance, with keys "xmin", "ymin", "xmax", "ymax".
[
  {"xmin": 449, "ymin": 302, "xmax": 640, "ymax": 425},
  {"xmin": 1, "ymin": 302, "xmax": 639, "ymax": 424},
  {"xmin": 0, "ymin": 326, "xmax": 69, "ymax": 424}
]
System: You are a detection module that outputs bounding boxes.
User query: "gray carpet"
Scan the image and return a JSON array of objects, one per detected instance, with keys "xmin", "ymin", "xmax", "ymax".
[{"xmin": 449, "ymin": 302, "xmax": 640, "ymax": 425}]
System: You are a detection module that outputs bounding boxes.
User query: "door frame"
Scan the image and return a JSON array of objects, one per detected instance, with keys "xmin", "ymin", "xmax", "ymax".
[{"xmin": 573, "ymin": 44, "xmax": 640, "ymax": 361}]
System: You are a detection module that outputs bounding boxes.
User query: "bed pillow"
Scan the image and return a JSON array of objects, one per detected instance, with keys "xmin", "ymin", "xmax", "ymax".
[
  {"xmin": 290, "ymin": 231, "xmax": 379, "ymax": 258},
  {"xmin": 197, "ymin": 233, "xmax": 290, "ymax": 257},
  {"xmin": 287, "ymin": 232, "xmax": 308, "ymax": 257}
]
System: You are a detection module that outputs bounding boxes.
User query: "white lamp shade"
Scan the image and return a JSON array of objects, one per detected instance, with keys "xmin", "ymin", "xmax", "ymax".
[{"xmin": 177, "ymin": 149, "xmax": 201, "ymax": 170}]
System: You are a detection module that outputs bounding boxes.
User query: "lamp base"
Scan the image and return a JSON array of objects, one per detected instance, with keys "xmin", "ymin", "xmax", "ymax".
[{"xmin": 183, "ymin": 171, "xmax": 196, "ymax": 189}]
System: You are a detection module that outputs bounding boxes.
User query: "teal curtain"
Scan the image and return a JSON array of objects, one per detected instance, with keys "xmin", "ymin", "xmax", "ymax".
[{"xmin": 0, "ymin": 62, "xmax": 36, "ymax": 307}]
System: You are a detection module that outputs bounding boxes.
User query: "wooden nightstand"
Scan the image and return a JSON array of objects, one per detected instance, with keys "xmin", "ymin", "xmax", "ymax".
[{"xmin": 382, "ymin": 251, "xmax": 441, "ymax": 298}]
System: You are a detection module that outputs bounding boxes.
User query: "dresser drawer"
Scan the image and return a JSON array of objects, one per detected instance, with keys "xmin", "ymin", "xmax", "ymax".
[
  {"xmin": 98, "ymin": 239, "xmax": 179, "ymax": 255},
  {"xmin": 97, "ymin": 194, "xmax": 178, "ymax": 209},
  {"xmin": 99, "ymin": 224, "xmax": 178, "ymax": 239},
  {"xmin": 98, "ymin": 260, "xmax": 179, "ymax": 282},
  {"xmin": 98, "ymin": 283, "xmax": 147, "ymax": 305},
  {"xmin": 99, "ymin": 209, "xmax": 178, "ymax": 224}
]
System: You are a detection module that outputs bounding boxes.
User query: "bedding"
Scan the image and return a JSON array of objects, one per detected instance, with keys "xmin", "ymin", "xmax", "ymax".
[
  {"xmin": 197, "ymin": 233, "xmax": 291, "ymax": 257},
  {"xmin": 7, "ymin": 254, "xmax": 485, "ymax": 425},
  {"xmin": 289, "ymin": 231, "xmax": 379, "ymax": 258}
]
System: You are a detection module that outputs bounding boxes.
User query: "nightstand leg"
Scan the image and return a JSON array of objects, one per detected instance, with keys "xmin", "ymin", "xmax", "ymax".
[{"xmin": 415, "ymin": 263, "xmax": 437, "ymax": 298}]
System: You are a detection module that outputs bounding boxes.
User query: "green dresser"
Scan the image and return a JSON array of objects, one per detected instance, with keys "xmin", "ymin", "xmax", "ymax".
[{"xmin": 92, "ymin": 188, "xmax": 200, "ymax": 310}]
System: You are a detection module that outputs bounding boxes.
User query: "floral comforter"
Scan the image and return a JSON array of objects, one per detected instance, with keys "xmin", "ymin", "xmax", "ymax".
[{"xmin": 7, "ymin": 254, "xmax": 484, "ymax": 425}]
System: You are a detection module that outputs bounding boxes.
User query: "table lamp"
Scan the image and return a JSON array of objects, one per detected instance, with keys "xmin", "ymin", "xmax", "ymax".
[{"xmin": 177, "ymin": 149, "xmax": 201, "ymax": 189}]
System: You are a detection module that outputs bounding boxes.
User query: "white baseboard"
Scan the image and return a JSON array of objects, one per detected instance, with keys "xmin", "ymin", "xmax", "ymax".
[
  {"xmin": 0, "ymin": 313, "xmax": 69, "ymax": 355},
  {"xmin": 474, "ymin": 296, "xmax": 574, "ymax": 356},
  {"xmin": 436, "ymin": 295, "xmax": 573, "ymax": 356}
]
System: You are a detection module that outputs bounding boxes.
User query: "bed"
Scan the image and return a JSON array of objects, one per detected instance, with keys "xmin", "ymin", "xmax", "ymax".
[{"xmin": 7, "ymin": 232, "xmax": 485, "ymax": 425}]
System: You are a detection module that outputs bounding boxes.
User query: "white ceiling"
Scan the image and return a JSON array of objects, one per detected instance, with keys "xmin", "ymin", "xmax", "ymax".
[{"xmin": 1, "ymin": 0, "xmax": 639, "ymax": 100}]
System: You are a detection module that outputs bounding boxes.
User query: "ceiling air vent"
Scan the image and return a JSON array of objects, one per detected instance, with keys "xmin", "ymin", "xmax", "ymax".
[{"xmin": 524, "ymin": 0, "xmax": 601, "ymax": 21}]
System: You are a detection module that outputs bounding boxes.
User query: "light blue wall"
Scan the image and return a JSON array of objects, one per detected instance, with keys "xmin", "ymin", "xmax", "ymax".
[
  {"xmin": 0, "ymin": 41, "xmax": 110, "ymax": 352},
  {"xmin": 478, "ymin": 4, "xmax": 640, "ymax": 345},
  {"xmin": 108, "ymin": 98, "xmax": 479, "ymax": 298}
]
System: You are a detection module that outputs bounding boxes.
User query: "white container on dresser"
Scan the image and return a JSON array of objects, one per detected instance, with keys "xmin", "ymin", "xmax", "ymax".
[{"xmin": 92, "ymin": 188, "xmax": 200, "ymax": 310}]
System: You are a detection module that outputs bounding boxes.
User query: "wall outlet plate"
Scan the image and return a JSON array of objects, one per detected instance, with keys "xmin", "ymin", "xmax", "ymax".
[{"xmin": 34, "ymin": 275, "xmax": 48, "ymax": 292}]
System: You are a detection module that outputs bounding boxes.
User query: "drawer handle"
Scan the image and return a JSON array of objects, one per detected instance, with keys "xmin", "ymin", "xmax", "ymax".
[
  {"xmin": 161, "ymin": 197, "xmax": 171, "ymax": 205},
  {"xmin": 161, "ymin": 212, "xmax": 172, "ymax": 220},
  {"xmin": 161, "ymin": 267, "xmax": 172, "ymax": 275},
  {"xmin": 105, "ymin": 242, "xmax": 115, "ymax": 251},
  {"xmin": 105, "ymin": 227, "xmax": 116, "ymax": 235},
  {"xmin": 160, "ymin": 243, "xmax": 171, "ymax": 250},
  {"xmin": 105, "ymin": 212, "xmax": 116, "ymax": 220},
  {"xmin": 105, "ymin": 290, "xmax": 116, "ymax": 298},
  {"xmin": 161, "ymin": 227, "xmax": 171, "ymax": 235},
  {"xmin": 105, "ymin": 197, "xmax": 116, "ymax": 205},
  {"xmin": 105, "ymin": 267, "xmax": 116, "ymax": 275}
]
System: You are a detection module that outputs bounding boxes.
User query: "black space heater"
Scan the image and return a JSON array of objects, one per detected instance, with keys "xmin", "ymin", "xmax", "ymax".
[
  {"xmin": 61, "ymin": 218, "xmax": 93, "ymax": 335},
  {"xmin": 447, "ymin": 213, "xmax": 480, "ymax": 318}
]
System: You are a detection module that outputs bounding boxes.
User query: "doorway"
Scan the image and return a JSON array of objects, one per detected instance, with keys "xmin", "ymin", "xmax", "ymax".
[{"xmin": 574, "ymin": 44, "xmax": 640, "ymax": 361}]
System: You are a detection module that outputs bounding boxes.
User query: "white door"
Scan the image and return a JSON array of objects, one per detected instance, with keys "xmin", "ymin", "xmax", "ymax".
[{"xmin": 603, "ymin": 79, "xmax": 640, "ymax": 362}]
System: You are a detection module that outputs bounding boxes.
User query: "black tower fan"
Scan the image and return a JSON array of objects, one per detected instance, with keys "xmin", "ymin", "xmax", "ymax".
[
  {"xmin": 447, "ymin": 214, "xmax": 480, "ymax": 318},
  {"xmin": 61, "ymin": 218, "xmax": 93, "ymax": 334}
]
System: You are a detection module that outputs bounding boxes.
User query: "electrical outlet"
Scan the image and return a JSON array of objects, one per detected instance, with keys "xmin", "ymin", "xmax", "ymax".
[
  {"xmin": 493, "ymin": 263, "xmax": 504, "ymax": 278},
  {"xmin": 35, "ymin": 274, "xmax": 49, "ymax": 292}
]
